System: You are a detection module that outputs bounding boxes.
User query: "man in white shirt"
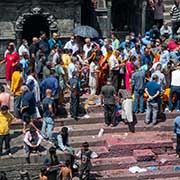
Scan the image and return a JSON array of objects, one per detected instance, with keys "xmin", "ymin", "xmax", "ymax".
[
  {"xmin": 109, "ymin": 50, "xmax": 120, "ymax": 92},
  {"xmin": 18, "ymin": 39, "xmax": 29, "ymax": 57},
  {"xmin": 101, "ymin": 38, "xmax": 113, "ymax": 56},
  {"xmin": 83, "ymin": 38, "xmax": 93, "ymax": 59},
  {"xmin": 64, "ymin": 35, "xmax": 79, "ymax": 55},
  {"xmin": 169, "ymin": 65, "xmax": 180, "ymax": 111},
  {"xmin": 67, "ymin": 56, "xmax": 77, "ymax": 80}
]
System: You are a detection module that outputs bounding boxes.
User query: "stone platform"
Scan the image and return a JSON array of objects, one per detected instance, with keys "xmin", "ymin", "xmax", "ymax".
[{"xmin": 1, "ymin": 93, "xmax": 180, "ymax": 179}]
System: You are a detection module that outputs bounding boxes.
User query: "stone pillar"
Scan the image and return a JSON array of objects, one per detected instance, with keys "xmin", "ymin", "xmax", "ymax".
[
  {"xmin": 106, "ymin": 0, "xmax": 112, "ymax": 37},
  {"xmin": 141, "ymin": 0, "xmax": 147, "ymax": 34},
  {"xmin": 16, "ymin": 31, "xmax": 22, "ymax": 47}
]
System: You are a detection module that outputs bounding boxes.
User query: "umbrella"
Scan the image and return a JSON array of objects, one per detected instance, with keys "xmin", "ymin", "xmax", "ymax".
[{"xmin": 73, "ymin": 25, "xmax": 99, "ymax": 38}]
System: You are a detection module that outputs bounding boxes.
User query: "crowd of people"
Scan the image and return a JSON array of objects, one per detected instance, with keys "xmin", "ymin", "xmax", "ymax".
[{"xmin": 0, "ymin": 0, "xmax": 180, "ymax": 179}]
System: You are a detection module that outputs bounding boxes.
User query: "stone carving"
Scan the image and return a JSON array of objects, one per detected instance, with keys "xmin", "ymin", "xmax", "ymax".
[
  {"xmin": 15, "ymin": 7, "xmax": 57, "ymax": 31},
  {"xmin": 31, "ymin": 7, "xmax": 42, "ymax": 15}
]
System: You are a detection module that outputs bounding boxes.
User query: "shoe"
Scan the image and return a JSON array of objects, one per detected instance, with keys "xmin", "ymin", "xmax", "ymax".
[
  {"xmin": 164, "ymin": 108, "xmax": 171, "ymax": 112},
  {"xmin": 110, "ymin": 124, "xmax": 117, "ymax": 127},
  {"xmin": 8, "ymin": 153, "xmax": 13, "ymax": 158},
  {"xmin": 144, "ymin": 121, "xmax": 150, "ymax": 125},
  {"xmin": 139, "ymin": 111, "xmax": 145, "ymax": 114},
  {"xmin": 104, "ymin": 124, "xmax": 110, "ymax": 127},
  {"xmin": 152, "ymin": 122, "xmax": 158, "ymax": 126},
  {"xmin": 74, "ymin": 117, "xmax": 78, "ymax": 121}
]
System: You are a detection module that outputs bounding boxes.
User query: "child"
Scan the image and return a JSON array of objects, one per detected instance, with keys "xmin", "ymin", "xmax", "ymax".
[
  {"xmin": 39, "ymin": 168, "xmax": 48, "ymax": 180},
  {"xmin": 174, "ymin": 116, "xmax": 180, "ymax": 158},
  {"xmin": 59, "ymin": 160, "xmax": 72, "ymax": 180},
  {"xmin": 0, "ymin": 105, "xmax": 14, "ymax": 157},
  {"xmin": 76, "ymin": 142, "xmax": 98, "ymax": 180}
]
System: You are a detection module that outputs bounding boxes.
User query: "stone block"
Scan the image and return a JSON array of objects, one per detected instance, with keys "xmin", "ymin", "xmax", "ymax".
[
  {"xmin": 0, "ymin": 22, "xmax": 15, "ymax": 40},
  {"xmin": 133, "ymin": 149, "xmax": 156, "ymax": 162},
  {"xmin": 57, "ymin": 19, "xmax": 74, "ymax": 36}
]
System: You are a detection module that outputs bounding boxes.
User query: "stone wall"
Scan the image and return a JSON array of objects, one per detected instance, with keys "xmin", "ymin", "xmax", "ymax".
[{"xmin": 0, "ymin": 0, "xmax": 81, "ymax": 78}]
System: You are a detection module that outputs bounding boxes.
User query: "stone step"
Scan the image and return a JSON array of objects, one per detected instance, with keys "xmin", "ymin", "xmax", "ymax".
[
  {"xmin": 92, "ymin": 165, "xmax": 180, "ymax": 180},
  {"xmin": 2, "ymin": 153, "xmax": 180, "ymax": 179},
  {"xmin": 0, "ymin": 145, "xmax": 108, "ymax": 167},
  {"xmin": 10, "ymin": 111, "xmax": 180, "ymax": 130},
  {"xmin": 133, "ymin": 149, "xmax": 156, "ymax": 162},
  {"xmin": 4, "ymin": 131, "xmax": 175, "ymax": 166},
  {"xmin": 92, "ymin": 153, "xmax": 180, "ymax": 171},
  {"xmin": 105, "ymin": 131, "xmax": 174, "ymax": 157}
]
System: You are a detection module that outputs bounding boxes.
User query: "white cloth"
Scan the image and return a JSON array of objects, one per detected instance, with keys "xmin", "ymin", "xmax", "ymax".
[
  {"xmin": 68, "ymin": 63, "xmax": 76, "ymax": 80},
  {"xmin": 83, "ymin": 43, "xmax": 93, "ymax": 59},
  {"xmin": 26, "ymin": 75, "xmax": 41, "ymax": 103},
  {"xmin": 89, "ymin": 62, "xmax": 98, "ymax": 95},
  {"xmin": 52, "ymin": 52, "xmax": 59, "ymax": 65},
  {"xmin": 24, "ymin": 131, "xmax": 43, "ymax": 147},
  {"xmin": 18, "ymin": 44, "xmax": 29, "ymax": 56},
  {"xmin": 64, "ymin": 40, "xmax": 79, "ymax": 54},
  {"xmin": 121, "ymin": 99, "xmax": 133, "ymax": 123},
  {"xmin": 171, "ymin": 69, "xmax": 180, "ymax": 86},
  {"xmin": 109, "ymin": 54, "xmax": 119, "ymax": 71}
]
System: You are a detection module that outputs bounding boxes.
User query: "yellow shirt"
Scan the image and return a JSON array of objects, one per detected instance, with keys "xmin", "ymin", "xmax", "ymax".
[
  {"xmin": 10, "ymin": 71, "xmax": 23, "ymax": 96},
  {"xmin": 62, "ymin": 54, "xmax": 71, "ymax": 72},
  {"xmin": 0, "ymin": 112, "xmax": 14, "ymax": 135}
]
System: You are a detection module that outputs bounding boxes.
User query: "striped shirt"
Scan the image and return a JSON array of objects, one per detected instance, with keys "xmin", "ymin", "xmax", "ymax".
[{"xmin": 170, "ymin": 4, "xmax": 180, "ymax": 22}]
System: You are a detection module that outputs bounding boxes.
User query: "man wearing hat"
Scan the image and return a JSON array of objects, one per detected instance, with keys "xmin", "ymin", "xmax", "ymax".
[
  {"xmin": 100, "ymin": 78, "xmax": 117, "ymax": 127},
  {"xmin": 142, "ymin": 32, "xmax": 151, "ymax": 46}
]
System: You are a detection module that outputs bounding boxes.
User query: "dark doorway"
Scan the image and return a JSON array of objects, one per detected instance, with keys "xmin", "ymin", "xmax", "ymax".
[
  {"xmin": 81, "ymin": 0, "xmax": 94, "ymax": 26},
  {"xmin": 22, "ymin": 15, "xmax": 49, "ymax": 44},
  {"xmin": 111, "ymin": 0, "xmax": 137, "ymax": 32}
]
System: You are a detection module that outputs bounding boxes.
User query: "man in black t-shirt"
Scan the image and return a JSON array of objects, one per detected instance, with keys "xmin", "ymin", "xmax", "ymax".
[
  {"xmin": 67, "ymin": 71, "xmax": 80, "ymax": 120},
  {"xmin": 100, "ymin": 78, "xmax": 117, "ymax": 127}
]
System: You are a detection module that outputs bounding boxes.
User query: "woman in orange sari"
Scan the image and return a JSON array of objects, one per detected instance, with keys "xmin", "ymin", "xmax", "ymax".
[{"xmin": 97, "ymin": 47, "xmax": 113, "ymax": 94}]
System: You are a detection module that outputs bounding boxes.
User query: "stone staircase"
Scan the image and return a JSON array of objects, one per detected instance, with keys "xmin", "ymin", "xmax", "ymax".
[{"xmin": 1, "ymin": 95, "xmax": 180, "ymax": 180}]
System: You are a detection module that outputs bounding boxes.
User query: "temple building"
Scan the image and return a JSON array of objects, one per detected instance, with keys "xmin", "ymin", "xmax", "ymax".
[{"xmin": 0, "ymin": 0, "xmax": 173, "ymax": 57}]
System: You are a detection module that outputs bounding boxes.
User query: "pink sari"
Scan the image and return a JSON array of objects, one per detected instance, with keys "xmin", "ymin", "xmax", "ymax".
[{"xmin": 125, "ymin": 61, "xmax": 134, "ymax": 90}]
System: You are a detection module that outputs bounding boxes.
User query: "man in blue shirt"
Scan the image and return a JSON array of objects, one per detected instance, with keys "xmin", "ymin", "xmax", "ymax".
[
  {"xmin": 48, "ymin": 32, "xmax": 62, "ymax": 50},
  {"xmin": 174, "ymin": 116, "xmax": 180, "ymax": 158},
  {"xmin": 40, "ymin": 69, "xmax": 59, "ymax": 114},
  {"xmin": 132, "ymin": 66, "xmax": 146, "ymax": 113},
  {"xmin": 145, "ymin": 74, "xmax": 161, "ymax": 125},
  {"xmin": 40, "ymin": 69, "xmax": 59, "ymax": 98}
]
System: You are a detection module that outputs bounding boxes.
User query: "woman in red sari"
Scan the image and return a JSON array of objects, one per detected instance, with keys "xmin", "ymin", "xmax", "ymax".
[
  {"xmin": 0, "ymin": 43, "xmax": 20, "ymax": 85},
  {"xmin": 125, "ymin": 55, "xmax": 135, "ymax": 90}
]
